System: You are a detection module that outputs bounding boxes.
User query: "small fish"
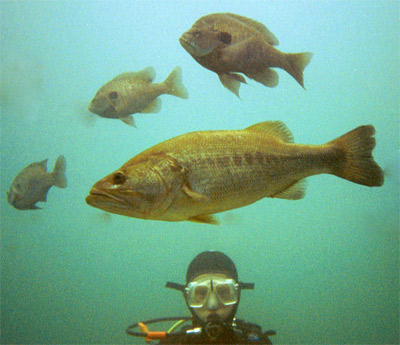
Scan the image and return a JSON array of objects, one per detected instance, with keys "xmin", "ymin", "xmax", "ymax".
[
  {"xmin": 88, "ymin": 66, "xmax": 189, "ymax": 126},
  {"xmin": 180, "ymin": 13, "xmax": 313, "ymax": 97},
  {"xmin": 7, "ymin": 155, "xmax": 67, "ymax": 210},
  {"xmin": 86, "ymin": 121, "xmax": 383, "ymax": 225}
]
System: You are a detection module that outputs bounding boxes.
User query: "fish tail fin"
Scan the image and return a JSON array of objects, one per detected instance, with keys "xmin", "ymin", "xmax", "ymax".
[
  {"xmin": 52, "ymin": 155, "xmax": 67, "ymax": 188},
  {"xmin": 163, "ymin": 66, "xmax": 189, "ymax": 99},
  {"xmin": 285, "ymin": 52, "xmax": 313, "ymax": 89},
  {"xmin": 327, "ymin": 125, "xmax": 384, "ymax": 187}
]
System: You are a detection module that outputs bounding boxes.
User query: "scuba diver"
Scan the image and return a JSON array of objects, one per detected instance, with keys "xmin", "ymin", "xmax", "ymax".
[{"xmin": 126, "ymin": 251, "xmax": 275, "ymax": 344}]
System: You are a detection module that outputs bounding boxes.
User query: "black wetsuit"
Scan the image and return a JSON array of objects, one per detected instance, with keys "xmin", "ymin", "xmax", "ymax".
[{"xmin": 158, "ymin": 319, "xmax": 274, "ymax": 345}]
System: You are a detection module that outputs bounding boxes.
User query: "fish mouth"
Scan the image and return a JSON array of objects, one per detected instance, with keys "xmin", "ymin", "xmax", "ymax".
[
  {"xmin": 88, "ymin": 100, "xmax": 117, "ymax": 118},
  {"xmin": 88, "ymin": 100, "xmax": 97, "ymax": 113},
  {"xmin": 179, "ymin": 35, "xmax": 208, "ymax": 57},
  {"xmin": 86, "ymin": 188, "xmax": 128, "ymax": 208}
]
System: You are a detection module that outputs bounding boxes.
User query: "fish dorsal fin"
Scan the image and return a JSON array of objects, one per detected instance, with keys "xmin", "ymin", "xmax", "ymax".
[
  {"xmin": 225, "ymin": 13, "xmax": 279, "ymax": 46},
  {"xmin": 35, "ymin": 159, "xmax": 48, "ymax": 171},
  {"xmin": 272, "ymin": 179, "xmax": 306, "ymax": 200},
  {"xmin": 114, "ymin": 67, "xmax": 156, "ymax": 82},
  {"xmin": 245, "ymin": 121, "xmax": 294, "ymax": 143}
]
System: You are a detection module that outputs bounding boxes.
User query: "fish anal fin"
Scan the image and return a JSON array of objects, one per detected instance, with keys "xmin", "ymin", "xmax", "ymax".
[
  {"xmin": 272, "ymin": 180, "xmax": 306, "ymax": 200},
  {"xmin": 246, "ymin": 68, "xmax": 279, "ymax": 88},
  {"xmin": 245, "ymin": 121, "xmax": 294, "ymax": 143},
  {"xmin": 140, "ymin": 98, "xmax": 161, "ymax": 113},
  {"xmin": 120, "ymin": 115, "xmax": 137, "ymax": 127},
  {"xmin": 218, "ymin": 73, "xmax": 246, "ymax": 98},
  {"xmin": 189, "ymin": 214, "xmax": 219, "ymax": 225},
  {"xmin": 182, "ymin": 185, "xmax": 211, "ymax": 202}
]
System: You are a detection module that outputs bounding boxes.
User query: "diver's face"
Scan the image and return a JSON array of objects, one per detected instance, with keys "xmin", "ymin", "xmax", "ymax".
[{"xmin": 186, "ymin": 274, "xmax": 238, "ymax": 323}]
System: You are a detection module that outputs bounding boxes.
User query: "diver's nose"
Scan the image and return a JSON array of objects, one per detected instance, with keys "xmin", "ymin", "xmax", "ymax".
[{"xmin": 206, "ymin": 293, "xmax": 219, "ymax": 310}]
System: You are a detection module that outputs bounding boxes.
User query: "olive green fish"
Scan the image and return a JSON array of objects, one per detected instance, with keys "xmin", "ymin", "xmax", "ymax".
[
  {"xmin": 89, "ymin": 66, "xmax": 188, "ymax": 126},
  {"xmin": 180, "ymin": 13, "xmax": 313, "ymax": 97},
  {"xmin": 7, "ymin": 155, "xmax": 67, "ymax": 210},
  {"xmin": 86, "ymin": 121, "xmax": 383, "ymax": 224}
]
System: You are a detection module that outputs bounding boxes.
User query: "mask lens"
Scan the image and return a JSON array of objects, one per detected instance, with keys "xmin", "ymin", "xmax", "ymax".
[
  {"xmin": 215, "ymin": 283, "xmax": 236, "ymax": 304},
  {"xmin": 187, "ymin": 279, "xmax": 238, "ymax": 308},
  {"xmin": 193, "ymin": 285, "xmax": 208, "ymax": 306}
]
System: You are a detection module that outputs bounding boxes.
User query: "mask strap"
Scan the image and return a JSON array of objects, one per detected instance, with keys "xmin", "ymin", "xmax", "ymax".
[
  {"xmin": 165, "ymin": 282, "xmax": 185, "ymax": 292},
  {"xmin": 239, "ymin": 282, "xmax": 254, "ymax": 290}
]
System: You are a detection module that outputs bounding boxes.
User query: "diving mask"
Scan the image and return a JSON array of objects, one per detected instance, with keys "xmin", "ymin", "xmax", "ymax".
[{"xmin": 185, "ymin": 275, "xmax": 239, "ymax": 308}]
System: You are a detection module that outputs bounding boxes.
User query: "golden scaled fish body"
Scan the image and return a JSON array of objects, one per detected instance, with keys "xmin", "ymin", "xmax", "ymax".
[{"xmin": 86, "ymin": 121, "xmax": 384, "ymax": 224}]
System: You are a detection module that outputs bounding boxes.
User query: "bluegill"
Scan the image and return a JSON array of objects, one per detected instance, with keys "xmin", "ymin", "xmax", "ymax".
[
  {"xmin": 89, "ymin": 66, "xmax": 188, "ymax": 126},
  {"xmin": 7, "ymin": 155, "xmax": 67, "ymax": 210},
  {"xmin": 180, "ymin": 13, "xmax": 312, "ymax": 97},
  {"xmin": 86, "ymin": 122, "xmax": 383, "ymax": 224}
]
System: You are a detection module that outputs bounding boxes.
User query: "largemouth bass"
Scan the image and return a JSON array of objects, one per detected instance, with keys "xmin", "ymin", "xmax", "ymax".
[{"xmin": 86, "ymin": 121, "xmax": 383, "ymax": 224}]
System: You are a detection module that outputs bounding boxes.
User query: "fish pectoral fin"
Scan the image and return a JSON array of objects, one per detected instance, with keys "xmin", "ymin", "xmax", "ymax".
[
  {"xmin": 245, "ymin": 121, "xmax": 294, "ymax": 143},
  {"xmin": 246, "ymin": 68, "xmax": 279, "ymax": 88},
  {"xmin": 218, "ymin": 73, "xmax": 246, "ymax": 98},
  {"xmin": 182, "ymin": 185, "xmax": 211, "ymax": 202},
  {"xmin": 189, "ymin": 214, "xmax": 219, "ymax": 225},
  {"xmin": 272, "ymin": 180, "xmax": 306, "ymax": 200},
  {"xmin": 140, "ymin": 98, "xmax": 162, "ymax": 113},
  {"xmin": 120, "ymin": 115, "xmax": 137, "ymax": 127},
  {"xmin": 30, "ymin": 204, "xmax": 42, "ymax": 210}
]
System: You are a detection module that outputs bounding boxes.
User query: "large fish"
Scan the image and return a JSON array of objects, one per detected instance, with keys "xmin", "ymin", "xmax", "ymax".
[
  {"xmin": 7, "ymin": 155, "xmax": 67, "ymax": 210},
  {"xmin": 180, "ymin": 13, "xmax": 313, "ymax": 97},
  {"xmin": 89, "ymin": 66, "xmax": 188, "ymax": 126},
  {"xmin": 86, "ymin": 122, "xmax": 383, "ymax": 224}
]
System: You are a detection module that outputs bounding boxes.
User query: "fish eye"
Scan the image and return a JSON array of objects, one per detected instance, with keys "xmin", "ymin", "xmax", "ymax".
[
  {"xmin": 194, "ymin": 30, "xmax": 202, "ymax": 38},
  {"xmin": 112, "ymin": 172, "xmax": 126, "ymax": 185},
  {"xmin": 218, "ymin": 32, "xmax": 232, "ymax": 44},
  {"xmin": 109, "ymin": 91, "xmax": 118, "ymax": 100}
]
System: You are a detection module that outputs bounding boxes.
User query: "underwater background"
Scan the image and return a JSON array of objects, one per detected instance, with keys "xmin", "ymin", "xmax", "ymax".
[{"xmin": 1, "ymin": 1, "xmax": 399, "ymax": 344}]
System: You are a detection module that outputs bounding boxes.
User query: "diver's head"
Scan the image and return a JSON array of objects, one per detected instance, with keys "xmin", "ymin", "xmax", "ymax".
[
  {"xmin": 185, "ymin": 251, "xmax": 240, "ymax": 325},
  {"xmin": 185, "ymin": 272, "xmax": 238, "ymax": 324},
  {"xmin": 166, "ymin": 251, "xmax": 254, "ymax": 327}
]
